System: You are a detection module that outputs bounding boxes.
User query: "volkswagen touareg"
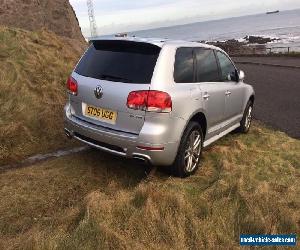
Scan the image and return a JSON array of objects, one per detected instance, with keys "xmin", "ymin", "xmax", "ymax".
[{"xmin": 64, "ymin": 38, "xmax": 255, "ymax": 177}]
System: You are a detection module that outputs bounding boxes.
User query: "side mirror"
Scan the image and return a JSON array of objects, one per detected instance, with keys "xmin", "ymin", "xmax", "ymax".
[{"xmin": 239, "ymin": 70, "xmax": 245, "ymax": 82}]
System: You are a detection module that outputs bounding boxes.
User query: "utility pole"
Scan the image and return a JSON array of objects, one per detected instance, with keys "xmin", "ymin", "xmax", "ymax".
[{"xmin": 87, "ymin": 0, "xmax": 98, "ymax": 38}]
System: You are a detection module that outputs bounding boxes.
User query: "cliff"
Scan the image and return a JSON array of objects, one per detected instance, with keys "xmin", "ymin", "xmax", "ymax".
[{"xmin": 0, "ymin": 0, "xmax": 85, "ymax": 42}]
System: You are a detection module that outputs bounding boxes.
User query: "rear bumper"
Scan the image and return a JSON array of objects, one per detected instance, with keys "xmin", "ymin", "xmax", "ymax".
[{"xmin": 64, "ymin": 105, "xmax": 180, "ymax": 166}]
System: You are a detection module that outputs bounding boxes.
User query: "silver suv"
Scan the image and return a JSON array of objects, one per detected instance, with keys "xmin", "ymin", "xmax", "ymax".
[{"xmin": 64, "ymin": 38, "xmax": 254, "ymax": 177}]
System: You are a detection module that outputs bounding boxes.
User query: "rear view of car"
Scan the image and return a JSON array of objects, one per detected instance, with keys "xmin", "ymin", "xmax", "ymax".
[
  {"xmin": 64, "ymin": 39, "xmax": 179, "ymax": 168},
  {"xmin": 67, "ymin": 40, "xmax": 161, "ymax": 134},
  {"xmin": 64, "ymin": 38, "xmax": 254, "ymax": 177}
]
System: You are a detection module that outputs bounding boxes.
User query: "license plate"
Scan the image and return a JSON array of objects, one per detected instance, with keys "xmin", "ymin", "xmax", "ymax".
[{"xmin": 84, "ymin": 104, "xmax": 117, "ymax": 124}]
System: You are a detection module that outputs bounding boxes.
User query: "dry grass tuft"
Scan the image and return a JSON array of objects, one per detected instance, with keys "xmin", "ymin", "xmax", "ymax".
[
  {"xmin": 0, "ymin": 122, "xmax": 299, "ymax": 249},
  {"xmin": 0, "ymin": 26, "xmax": 86, "ymax": 165}
]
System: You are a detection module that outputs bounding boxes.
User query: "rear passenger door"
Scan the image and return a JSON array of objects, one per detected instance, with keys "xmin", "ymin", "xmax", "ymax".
[
  {"xmin": 215, "ymin": 51, "xmax": 244, "ymax": 121},
  {"xmin": 172, "ymin": 47, "xmax": 201, "ymax": 121},
  {"xmin": 194, "ymin": 48, "xmax": 228, "ymax": 136}
]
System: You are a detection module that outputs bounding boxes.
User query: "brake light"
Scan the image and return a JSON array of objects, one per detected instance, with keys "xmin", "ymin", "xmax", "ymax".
[
  {"xmin": 127, "ymin": 90, "xmax": 172, "ymax": 113},
  {"xmin": 127, "ymin": 90, "xmax": 148, "ymax": 110},
  {"xmin": 67, "ymin": 76, "xmax": 78, "ymax": 95}
]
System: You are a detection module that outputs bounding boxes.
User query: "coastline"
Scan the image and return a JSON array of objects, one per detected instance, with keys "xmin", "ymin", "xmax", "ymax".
[
  {"xmin": 206, "ymin": 35, "xmax": 300, "ymax": 56},
  {"xmin": 128, "ymin": 9, "xmax": 300, "ymax": 55}
]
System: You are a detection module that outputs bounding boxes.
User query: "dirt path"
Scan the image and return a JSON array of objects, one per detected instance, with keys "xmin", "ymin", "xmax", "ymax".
[{"xmin": 0, "ymin": 146, "xmax": 89, "ymax": 172}]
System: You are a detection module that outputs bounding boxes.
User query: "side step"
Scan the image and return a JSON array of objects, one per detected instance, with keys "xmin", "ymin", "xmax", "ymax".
[{"xmin": 203, "ymin": 123, "xmax": 240, "ymax": 148}]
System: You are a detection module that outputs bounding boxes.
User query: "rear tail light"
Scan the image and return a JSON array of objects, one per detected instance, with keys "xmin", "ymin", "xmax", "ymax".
[
  {"xmin": 127, "ymin": 90, "xmax": 172, "ymax": 113},
  {"xmin": 67, "ymin": 76, "xmax": 78, "ymax": 96}
]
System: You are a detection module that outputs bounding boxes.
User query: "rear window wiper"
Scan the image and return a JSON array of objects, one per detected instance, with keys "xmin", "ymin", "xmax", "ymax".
[{"xmin": 98, "ymin": 74, "xmax": 133, "ymax": 83}]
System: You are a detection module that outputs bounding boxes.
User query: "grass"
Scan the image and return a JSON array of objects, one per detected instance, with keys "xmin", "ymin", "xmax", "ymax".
[
  {"xmin": 0, "ymin": 122, "xmax": 299, "ymax": 249},
  {"xmin": 0, "ymin": 26, "xmax": 86, "ymax": 165}
]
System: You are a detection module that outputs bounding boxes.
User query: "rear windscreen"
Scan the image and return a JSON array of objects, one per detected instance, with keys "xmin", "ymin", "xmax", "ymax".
[{"xmin": 75, "ymin": 40, "xmax": 161, "ymax": 84}]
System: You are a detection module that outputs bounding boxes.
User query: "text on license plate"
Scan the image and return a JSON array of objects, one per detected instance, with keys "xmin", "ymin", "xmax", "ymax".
[{"xmin": 85, "ymin": 105, "xmax": 117, "ymax": 124}]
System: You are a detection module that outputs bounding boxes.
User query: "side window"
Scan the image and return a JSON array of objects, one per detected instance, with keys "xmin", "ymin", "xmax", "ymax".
[
  {"xmin": 195, "ymin": 48, "xmax": 219, "ymax": 82},
  {"xmin": 174, "ymin": 48, "xmax": 194, "ymax": 83},
  {"xmin": 216, "ymin": 51, "xmax": 238, "ymax": 82}
]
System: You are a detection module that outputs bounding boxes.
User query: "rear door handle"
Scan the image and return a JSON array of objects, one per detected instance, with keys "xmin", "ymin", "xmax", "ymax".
[
  {"xmin": 225, "ymin": 91, "xmax": 232, "ymax": 96},
  {"xmin": 203, "ymin": 93, "xmax": 210, "ymax": 100}
]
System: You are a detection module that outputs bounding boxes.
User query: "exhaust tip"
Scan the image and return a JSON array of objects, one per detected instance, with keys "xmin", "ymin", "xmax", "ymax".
[
  {"xmin": 133, "ymin": 156, "xmax": 147, "ymax": 162},
  {"xmin": 133, "ymin": 154, "xmax": 151, "ymax": 165},
  {"xmin": 64, "ymin": 129, "xmax": 73, "ymax": 139}
]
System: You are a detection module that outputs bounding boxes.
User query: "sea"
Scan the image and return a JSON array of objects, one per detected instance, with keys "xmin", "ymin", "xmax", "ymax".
[{"xmin": 129, "ymin": 9, "xmax": 300, "ymax": 52}]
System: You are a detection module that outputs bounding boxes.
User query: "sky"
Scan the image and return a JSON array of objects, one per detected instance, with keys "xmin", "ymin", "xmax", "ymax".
[{"xmin": 69, "ymin": 0, "xmax": 300, "ymax": 37}]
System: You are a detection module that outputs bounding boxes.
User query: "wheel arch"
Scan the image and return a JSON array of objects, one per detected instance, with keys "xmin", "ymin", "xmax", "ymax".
[
  {"xmin": 185, "ymin": 110, "xmax": 208, "ymax": 140},
  {"xmin": 242, "ymin": 85, "xmax": 255, "ymax": 112},
  {"xmin": 249, "ymin": 95, "xmax": 255, "ymax": 104}
]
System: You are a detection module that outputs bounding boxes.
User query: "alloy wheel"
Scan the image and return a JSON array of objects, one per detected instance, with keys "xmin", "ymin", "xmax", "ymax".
[
  {"xmin": 184, "ymin": 130, "xmax": 202, "ymax": 172},
  {"xmin": 245, "ymin": 106, "xmax": 253, "ymax": 130}
]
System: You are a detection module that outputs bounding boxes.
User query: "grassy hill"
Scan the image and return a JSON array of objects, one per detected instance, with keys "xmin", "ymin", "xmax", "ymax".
[{"xmin": 0, "ymin": 26, "xmax": 86, "ymax": 165}]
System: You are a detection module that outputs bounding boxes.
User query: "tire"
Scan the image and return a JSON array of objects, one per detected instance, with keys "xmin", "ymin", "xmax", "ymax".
[
  {"xmin": 238, "ymin": 101, "xmax": 253, "ymax": 133},
  {"xmin": 172, "ymin": 122, "xmax": 203, "ymax": 178}
]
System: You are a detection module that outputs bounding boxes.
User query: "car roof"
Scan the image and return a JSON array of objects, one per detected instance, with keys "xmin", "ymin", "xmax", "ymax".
[{"xmin": 90, "ymin": 36, "xmax": 222, "ymax": 51}]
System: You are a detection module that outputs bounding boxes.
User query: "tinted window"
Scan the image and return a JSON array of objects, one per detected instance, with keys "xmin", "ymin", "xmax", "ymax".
[
  {"xmin": 216, "ymin": 51, "xmax": 238, "ymax": 81},
  {"xmin": 174, "ymin": 48, "xmax": 194, "ymax": 83},
  {"xmin": 195, "ymin": 48, "xmax": 219, "ymax": 82},
  {"xmin": 75, "ymin": 40, "xmax": 161, "ymax": 84}
]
